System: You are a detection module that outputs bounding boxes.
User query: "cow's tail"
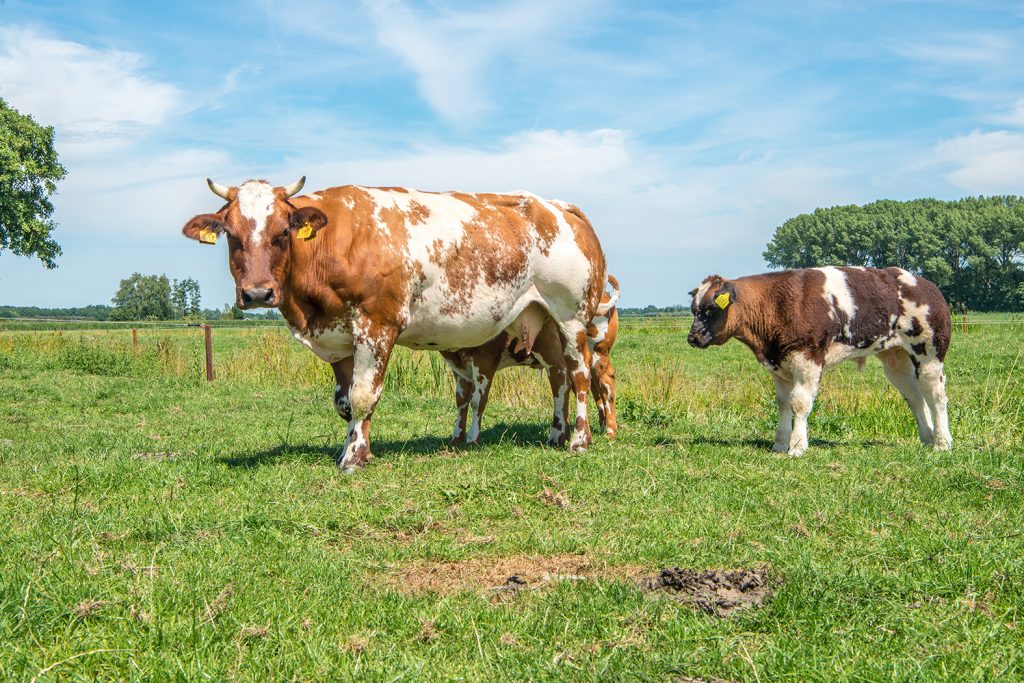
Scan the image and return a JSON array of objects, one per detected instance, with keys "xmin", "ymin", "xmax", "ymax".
[{"xmin": 596, "ymin": 274, "xmax": 620, "ymax": 316}]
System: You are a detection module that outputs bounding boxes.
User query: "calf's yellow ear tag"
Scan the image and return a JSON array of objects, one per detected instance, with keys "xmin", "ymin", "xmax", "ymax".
[
  {"xmin": 198, "ymin": 228, "xmax": 217, "ymax": 245},
  {"xmin": 715, "ymin": 291, "xmax": 731, "ymax": 310},
  {"xmin": 296, "ymin": 223, "xmax": 314, "ymax": 240}
]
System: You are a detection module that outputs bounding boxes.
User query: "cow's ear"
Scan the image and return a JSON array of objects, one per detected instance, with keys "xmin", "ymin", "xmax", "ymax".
[
  {"xmin": 687, "ymin": 288, "xmax": 698, "ymax": 298},
  {"xmin": 713, "ymin": 282, "xmax": 737, "ymax": 310},
  {"xmin": 289, "ymin": 207, "xmax": 328, "ymax": 240},
  {"xmin": 183, "ymin": 214, "xmax": 225, "ymax": 245}
]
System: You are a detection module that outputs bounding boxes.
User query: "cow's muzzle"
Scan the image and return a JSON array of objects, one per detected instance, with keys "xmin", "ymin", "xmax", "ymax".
[
  {"xmin": 240, "ymin": 287, "xmax": 276, "ymax": 308},
  {"xmin": 687, "ymin": 326, "xmax": 712, "ymax": 348}
]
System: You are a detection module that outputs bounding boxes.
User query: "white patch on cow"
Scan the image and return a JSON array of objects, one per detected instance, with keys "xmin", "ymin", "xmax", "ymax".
[
  {"xmin": 815, "ymin": 266, "xmax": 857, "ymax": 339},
  {"xmin": 587, "ymin": 316, "xmax": 609, "ymax": 350},
  {"xmin": 895, "ymin": 268, "xmax": 919, "ymax": 288},
  {"xmin": 307, "ymin": 192, "xmax": 322, "ymax": 201},
  {"xmin": 693, "ymin": 278, "xmax": 715, "ymax": 308},
  {"xmin": 290, "ymin": 323, "xmax": 354, "ymax": 363},
  {"xmin": 396, "ymin": 190, "xmax": 594, "ymax": 352},
  {"xmin": 237, "ymin": 180, "xmax": 276, "ymax": 247},
  {"xmin": 898, "ymin": 298, "xmax": 932, "ymax": 344}
]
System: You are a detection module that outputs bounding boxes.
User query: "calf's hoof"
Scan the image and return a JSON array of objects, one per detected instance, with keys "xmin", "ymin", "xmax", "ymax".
[
  {"xmin": 568, "ymin": 431, "xmax": 592, "ymax": 452},
  {"xmin": 932, "ymin": 437, "xmax": 952, "ymax": 451}
]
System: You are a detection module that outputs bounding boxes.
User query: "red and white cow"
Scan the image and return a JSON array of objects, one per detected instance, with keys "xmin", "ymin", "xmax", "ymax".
[
  {"xmin": 442, "ymin": 275, "xmax": 620, "ymax": 445},
  {"xmin": 688, "ymin": 266, "xmax": 952, "ymax": 455},
  {"xmin": 182, "ymin": 178, "xmax": 608, "ymax": 471}
]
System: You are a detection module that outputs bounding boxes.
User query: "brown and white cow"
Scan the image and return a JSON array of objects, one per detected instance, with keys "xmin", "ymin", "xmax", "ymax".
[
  {"xmin": 182, "ymin": 178, "xmax": 607, "ymax": 471},
  {"xmin": 687, "ymin": 266, "xmax": 952, "ymax": 455},
  {"xmin": 442, "ymin": 275, "xmax": 620, "ymax": 445}
]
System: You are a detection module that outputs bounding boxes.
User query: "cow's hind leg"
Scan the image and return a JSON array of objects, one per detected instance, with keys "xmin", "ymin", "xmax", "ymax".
[
  {"xmin": 338, "ymin": 324, "xmax": 396, "ymax": 472},
  {"xmin": 559, "ymin": 320, "xmax": 593, "ymax": 451},
  {"xmin": 917, "ymin": 358, "xmax": 952, "ymax": 451},
  {"xmin": 786, "ymin": 354, "xmax": 822, "ymax": 456},
  {"xmin": 879, "ymin": 348, "xmax": 934, "ymax": 446},
  {"xmin": 770, "ymin": 371, "xmax": 794, "ymax": 453}
]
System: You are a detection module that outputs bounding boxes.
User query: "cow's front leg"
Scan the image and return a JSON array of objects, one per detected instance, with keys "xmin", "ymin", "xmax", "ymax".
[
  {"xmin": 786, "ymin": 355, "xmax": 822, "ymax": 456},
  {"xmin": 770, "ymin": 371, "xmax": 794, "ymax": 452},
  {"xmin": 561, "ymin": 322, "xmax": 593, "ymax": 451},
  {"xmin": 338, "ymin": 327, "xmax": 396, "ymax": 473}
]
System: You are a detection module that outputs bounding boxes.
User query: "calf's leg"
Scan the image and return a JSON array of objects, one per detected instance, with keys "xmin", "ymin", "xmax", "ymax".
[
  {"xmin": 786, "ymin": 355, "xmax": 822, "ymax": 456},
  {"xmin": 590, "ymin": 351, "xmax": 617, "ymax": 438},
  {"xmin": 917, "ymin": 358, "xmax": 952, "ymax": 451},
  {"xmin": 770, "ymin": 371, "xmax": 794, "ymax": 453},
  {"xmin": 560, "ymin": 321, "xmax": 593, "ymax": 451},
  {"xmin": 879, "ymin": 348, "xmax": 934, "ymax": 445},
  {"xmin": 441, "ymin": 353, "xmax": 474, "ymax": 444},
  {"xmin": 331, "ymin": 357, "xmax": 354, "ymax": 421}
]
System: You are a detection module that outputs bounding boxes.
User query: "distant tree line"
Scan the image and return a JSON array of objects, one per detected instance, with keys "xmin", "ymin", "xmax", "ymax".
[
  {"xmin": 0, "ymin": 304, "xmax": 113, "ymax": 320},
  {"xmin": 764, "ymin": 196, "xmax": 1024, "ymax": 311}
]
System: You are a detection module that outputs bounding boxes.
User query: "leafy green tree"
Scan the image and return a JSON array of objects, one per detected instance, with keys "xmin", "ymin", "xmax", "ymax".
[
  {"xmin": 764, "ymin": 196, "xmax": 1024, "ymax": 311},
  {"xmin": 111, "ymin": 273, "xmax": 174, "ymax": 320},
  {"xmin": 0, "ymin": 97, "xmax": 67, "ymax": 268},
  {"xmin": 221, "ymin": 303, "xmax": 245, "ymax": 320},
  {"xmin": 170, "ymin": 278, "xmax": 202, "ymax": 319}
]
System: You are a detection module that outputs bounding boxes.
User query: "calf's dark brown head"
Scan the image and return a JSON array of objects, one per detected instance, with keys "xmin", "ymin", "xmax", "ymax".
[
  {"xmin": 687, "ymin": 275, "xmax": 738, "ymax": 348},
  {"xmin": 182, "ymin": 177, "xmax": 328, "ymax": 309}
]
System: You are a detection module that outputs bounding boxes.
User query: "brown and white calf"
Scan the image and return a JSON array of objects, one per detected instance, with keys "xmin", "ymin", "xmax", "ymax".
[
  {"xmin": 442, "ymin": 275, "xmax": 620, "ymax": 445},
  {"xmin": 687, "ymin": 267, "xmax": 952, "ymax": 455},
  {"xmin": 182, "ymin": 178, "xmax": 608, "ymax": 471}
]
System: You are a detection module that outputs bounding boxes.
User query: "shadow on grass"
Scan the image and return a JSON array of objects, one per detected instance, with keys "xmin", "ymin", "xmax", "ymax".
[
  {"xmin": 218, "ymin": 420, "xmax": 555, "ymax": 468},
  {"xmin": 675, "ymin": 434, "xmax": 890, "ymax": 450}
]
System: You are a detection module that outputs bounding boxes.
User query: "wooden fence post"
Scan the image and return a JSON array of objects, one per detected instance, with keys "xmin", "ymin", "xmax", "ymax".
[
  {"xmin": 962, "ymin": 313, "xmax": 968, "ymax": 335},
  {"xmin": 132, "ymin": 328, "xmax": 138, "ymax": 352},
  {"xmin": 204, "ymin": 324, "xmax": 214, "ymax": 381}
]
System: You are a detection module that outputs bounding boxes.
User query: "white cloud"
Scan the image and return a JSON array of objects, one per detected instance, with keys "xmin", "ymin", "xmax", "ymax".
[
  {"xmin": 0, "ymin": 27, "xmax": 180, "ymax": 143},
  {"xmin": 935, "ymin": 130, "xmax": 1024, "ymax": 194},
  {"xmin": 360, "ymin": 0, "xmax": 595, "ymax": 122}
]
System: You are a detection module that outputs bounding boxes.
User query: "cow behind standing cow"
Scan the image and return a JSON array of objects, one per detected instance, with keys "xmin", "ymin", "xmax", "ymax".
[
  {"xmin": 687, "ymin": 266, "xmax": 952, "ymax": 455},
  {"xmin": 442, "ymin": 275, "xmax": 620, "ymax": 446}
]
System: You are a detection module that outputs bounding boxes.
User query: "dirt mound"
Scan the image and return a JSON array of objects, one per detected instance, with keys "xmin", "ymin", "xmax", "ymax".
[
  {"xmin": 383, "ymin": 554, "xmax": 644, "ymax": 596},
  {"xmin": 640, "ymin": 567, "xmax": 772, "ymax": 616}
]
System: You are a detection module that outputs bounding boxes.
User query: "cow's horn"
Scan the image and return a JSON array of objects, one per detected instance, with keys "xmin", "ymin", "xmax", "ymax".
[
  {"xmin": 207, "ymin": 178, "xmax": 231, "ymax": 200},
  {"xmin": 283, "ymin": 176, "xmax": 306, "ymax": 198}
]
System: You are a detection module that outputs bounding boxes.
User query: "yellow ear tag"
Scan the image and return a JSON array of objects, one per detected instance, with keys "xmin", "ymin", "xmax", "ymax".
[
  {"xmin": 715, "ymin": 291, "xmax": 731, "ymax": 309},
  {"xmin": 198, "ymin": 228, "xmax": 217, "ymax": 245},
  {"xmin": 296, "ymin": 223, "xmax": 314, "ymax": 240}
]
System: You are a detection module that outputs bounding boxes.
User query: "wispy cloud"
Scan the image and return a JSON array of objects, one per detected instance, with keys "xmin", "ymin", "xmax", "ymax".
[
  {"xmin": 359, "ymin": 0, "xmax": 599, "ymax": 123},
  {"xmin": 0, "ymin": 27, "xmax": 180, "ymax": 144}
]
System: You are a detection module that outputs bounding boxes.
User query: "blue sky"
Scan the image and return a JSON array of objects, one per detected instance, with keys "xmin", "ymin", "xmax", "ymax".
[{"xmin": 1, "ymin": 0, "xmax": 1023, "ymax": 308}]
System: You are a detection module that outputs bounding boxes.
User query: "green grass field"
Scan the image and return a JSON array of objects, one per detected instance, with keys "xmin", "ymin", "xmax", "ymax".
[{"xmin": 1, "ymin": 317, "xmax": 1022, "ymax": 681}]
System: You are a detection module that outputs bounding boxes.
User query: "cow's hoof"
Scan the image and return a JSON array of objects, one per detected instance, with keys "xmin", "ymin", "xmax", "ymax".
[
  {"xmin": 787, "ymin": 446, "xmax": 807, "ymax": 457},
  {"xmin": 932, "ymin": 437, "xmax": 952, "ymax": 451},
  {"xmin": 604, "ymin": 427, "xmax": 617, "ymax": 439},
  {"xmin": 340, "ymin": 463, "xmax": 363, "ymax": 474},
  {"xmin": 450, "ymin": 435, "xmax": 466, "ymax": 445},
  {"xmin": 772, "ymin": 442, "xmax": 788, "ymax": 453},
  {"xmin": 568, "ymin": 432, "xmax": 591, "ymax": 452}
]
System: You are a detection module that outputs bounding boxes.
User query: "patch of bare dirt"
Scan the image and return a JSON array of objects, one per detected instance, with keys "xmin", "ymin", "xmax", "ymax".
[
  {"xmin": 132, "ymin": 451, "xmax": 178, "ymax": 460},
  {"xmin": 640, "ymin": 567, "xmax": 773, "ymax": 616},
  {"xmin": 383, "ymin": 554, "xmax": 644, "ymax": 596}
]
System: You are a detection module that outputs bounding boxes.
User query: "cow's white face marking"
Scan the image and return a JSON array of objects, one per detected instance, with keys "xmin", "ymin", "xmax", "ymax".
[
  {"xmin": 693, "ymin": 278, "xmax": 715, "ymax": 307},
  {"xmin": 815, "ymin": 266, "xmax": 857, "ymax": 338},
  {"xmin": 237, "ymin": 180, "xmax": 276, "ymax": 247}
]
